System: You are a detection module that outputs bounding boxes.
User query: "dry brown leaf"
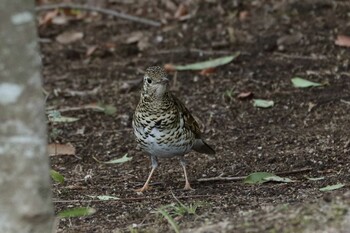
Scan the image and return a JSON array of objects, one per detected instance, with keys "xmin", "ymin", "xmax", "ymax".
[
  {"xmin": 104, "ymin": 42, "xmax": 117, "ymax": 52},
  {"xmin": 137, "ymin": 37, "xmax": 150, "ymax": 51},
  {"xmin": 163, "ymin": 0, "xmax": 177, "ymax": 11},
  {"xmin": 56, "ymin": 31, "xmax": 84, "ymax": 44},
  {"xmin": 335, "ymin": 35, "xmax": 350, "ymax": 47},
  {"xmin": 174, "ymin": 3, "xmax": 189, "ymax": 19},
  {"xmin": 199, "ymin": 67, "xmax": 216, "ymax": 76},
  {"xmin": 239, "ymin": 11, "xmax": 249, "ymax": 21},
  {"xmin": 39, "ymin": 9, "xmax": 59, "ymax": 26},
  {"xmin": 125, "ymin": 31, "xmax": 144, "ymax": 44},
  {"xmin": 48, "ymin": 143, "xmax": 76, "ymax": 156},
  {"xmin": 237, "ymin": 91, "xmax": 253, "ymax": 100},
  {"xmin": 164, "ymin": 64, "xmax": 176, "ymax": 72},
  {"xmin": 86, "ymin": 45, "xmax": 98, "ymax": 57}
]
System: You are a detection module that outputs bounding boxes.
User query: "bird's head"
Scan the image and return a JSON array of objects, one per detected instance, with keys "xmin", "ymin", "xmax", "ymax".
[{"xmin": 142, "ymin": 66, "xmax": 169, "ymax": 99}]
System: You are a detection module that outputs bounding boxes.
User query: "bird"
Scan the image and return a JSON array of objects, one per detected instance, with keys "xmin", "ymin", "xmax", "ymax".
[{"xmin": 132, "ymin": 66, "xmax": 215, "ymax": 192}]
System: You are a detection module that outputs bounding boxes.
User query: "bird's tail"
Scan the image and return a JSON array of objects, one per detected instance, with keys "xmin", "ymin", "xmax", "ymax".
[{"xmin": 193, "ymin": 139, "xmax": 216, "ymax": 155}]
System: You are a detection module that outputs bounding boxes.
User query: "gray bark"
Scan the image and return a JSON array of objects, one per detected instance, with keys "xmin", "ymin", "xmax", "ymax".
[{"xmin": 0, "ymin": 1, "xmax": 54, "ymax": 233}]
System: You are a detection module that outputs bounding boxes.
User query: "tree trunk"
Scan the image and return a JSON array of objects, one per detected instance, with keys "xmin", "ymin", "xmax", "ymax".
[{"xmin": 0, "ymin": 1, "xmax": 54, "ymax": 233}]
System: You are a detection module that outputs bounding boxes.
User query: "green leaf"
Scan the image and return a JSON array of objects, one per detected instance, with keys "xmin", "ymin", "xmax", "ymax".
[
  {"xmin": 158, "ymin": 209, "xmax": 180, "ymax": 233},
  {"xmin": 87, "ymin": 195, "xmax": 119, "ymax": 200},
  {"xmin": 173, "ymin": 52, "xmax": 240, "ymax": 71},
  {"xmin": 103, "ymin": 153, "xmax": 132, "ymax": 164},
  {"xmin": 244, "ymin": 172, "xmax": 293, "ymax": 184},
  {"xmin": 47, "ymin": 110, "xmax": 79, "ymax": 123},
  {"xmin": 102, "ymin": 105, "xmax": 117, "ymax": 115},
  {"xmin": 50, "ymin": 169, "xmax": 64, "ymax": 184},
  {"xmin": 319, "ymin": 183, "xmax": 345, "ymax": 192},
  {"xmin": 96, "ymin": 103, "xmax": 117, "ymax": 115},
  {"xmin": 244, "ymin": 172, "xmax": 274, "ymax": 184},
  {"xmin": 305, "ymin": 176, "xmax": 325, "ymax": 181},
  {"xmin": 253, "ymin": 99, "xmax": 274, "ymax": 108},
  {"xmin": 58, "ymin": 207, "xmax": 96, "ymax": 218},
  {"xmin": 291, "ymin": 77, "xmax": 322, "ymax": 88}
]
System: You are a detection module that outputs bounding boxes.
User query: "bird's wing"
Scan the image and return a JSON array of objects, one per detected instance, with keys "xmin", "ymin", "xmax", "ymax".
[{"xmin": 171, "ymin": 93, "xmax": 202, "ymax": 138}]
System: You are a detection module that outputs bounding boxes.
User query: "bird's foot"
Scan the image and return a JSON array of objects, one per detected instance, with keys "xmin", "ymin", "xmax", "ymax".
[
  {"xmin": 135, "ymin": 184, "xmax": 150, "ymax": 192},
  {"xmin": 183, "ymin": 183, "xmax": 194, "ymax": 191}
]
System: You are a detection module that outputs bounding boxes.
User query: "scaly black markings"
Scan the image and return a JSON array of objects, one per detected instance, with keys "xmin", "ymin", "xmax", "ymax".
[{"xmin": 155, "ymin": 119, "xmax": 162, "ymax": 127}]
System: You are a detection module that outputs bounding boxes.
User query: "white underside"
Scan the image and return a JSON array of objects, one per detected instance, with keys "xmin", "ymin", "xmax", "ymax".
[{"xmin": 134, "ymin": 126, "xmax": 193, "ymax": 157}]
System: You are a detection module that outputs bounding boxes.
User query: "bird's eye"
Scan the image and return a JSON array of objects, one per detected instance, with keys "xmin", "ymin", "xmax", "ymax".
[{"xmin": 147, "ymin": 78, "xmax": 152, "ymax": 84}]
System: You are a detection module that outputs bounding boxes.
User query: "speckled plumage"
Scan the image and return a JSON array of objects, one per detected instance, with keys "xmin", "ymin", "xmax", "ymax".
[{"xmin": 132, "ymin": 66, "xmax": 215, "ymax": 191}]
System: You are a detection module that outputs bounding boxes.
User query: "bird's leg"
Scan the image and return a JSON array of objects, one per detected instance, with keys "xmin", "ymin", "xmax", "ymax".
[
  {"xmin": 136, "ymin": 156, "xmax": 158, "ymax": 192},
  {"xmin": 180, "ymin": 158, "xmax": 193, "ymax": 190}
]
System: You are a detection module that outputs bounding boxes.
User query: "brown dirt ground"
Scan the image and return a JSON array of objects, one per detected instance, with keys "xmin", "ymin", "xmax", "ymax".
[{"xmin": 39, "ymin": 0, "xmax": 350, "ymax": 232}]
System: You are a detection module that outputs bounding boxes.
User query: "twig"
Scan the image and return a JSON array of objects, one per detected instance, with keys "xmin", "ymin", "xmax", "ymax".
[
  {"xmin": 273, "ymin": 52, "xmax": 327, "ymax": 60},
  {"xmin": 197, "ymin": 167, "xmax": 312, "ymax": 182},
  {"xmin": 275, "ymin": 167, "xmax": 312, "ymax": 176},
  {"xmin": 197, "ymin": 174, "xmax": 245, "ymax": 182},
  {"xmin": 341, "ymin": 99, "xmax": 350, "ymax": 105},
  {"xmin": 61, "ymin": 86, "xmax": 100, "ymax": 97},
  {"xmin": 35, "ymin": 3, "xmax": 161, "ymax": 27},
  {"xmin": 153, "ymin": 48, "xmax": 235, "ymax": 56},
  {"xmin": 56, "ymin": 105, "xmax": 104, "ymax": 113},
  {"xmin": 53, "ymin": 194, "xmax": 219, "ymax": 203}
]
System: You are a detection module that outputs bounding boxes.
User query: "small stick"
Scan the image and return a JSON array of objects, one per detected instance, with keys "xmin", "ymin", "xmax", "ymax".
[
  {"xmin": 197, "ymin": 174, "xmax": 245, "ymax": 182},
  {"xmin": 53, "ymin": 194, "xmax": 219, "ymax": 203},
  {"xmin": 197, "ymin": 167, "xmax": 312, "ymax": 182},
  {"xmin": 56, "ymin": 105, "xmax": 104, "ymax": 113},
  {"xmin": 153, "ymin": 48, "xmax": 234, "ymax": 55},
  {"xmin": 273, "ymin": 52, "xmax": 327, "ymax": 60},
  {"xmin": 35, "ymin": 3, "xmax": 161, "ymax": 27}
]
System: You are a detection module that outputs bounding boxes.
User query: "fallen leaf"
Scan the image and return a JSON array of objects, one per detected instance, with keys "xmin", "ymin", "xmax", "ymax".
[
  {"xmin": 100, "ymin": 104, "xmax": 117, "ymax": 115},
  {"xmin": 48, "ymin": 143, "xmax": 76, "ymax": 156},
  {"xmin": 39, "ymin": 9, "xmax": 59, "ymax": 26},
  {"xmin": 164, "ymin": 0, "xmax": 177, "ymax": 11},
  {"xmin": 125, "ymin": 31, "xmax": 144, "ymax": 44},
  {"xmin": 87, "ymin": 195, "xmax": 119, "ymax": 200},
  {"xmin": 277, "ymin": 32, "xmax": 303, "ymax": 46},
  {"xmin": 47, "ymin": 110, "xmax": 79, "ymax": 122},
  {"xmin": 199, "ymin": 67, "xmax": 216, "ymax": 76},
  {"xmin": 87, "ymin": 103, "xmax": 117, "ymax": 115},
  {"xmin": 291, "ymin": 77, "xmax": 322, "ymax": 88},
  {"xmin": 237, "ymin": 91, "xmax": 253, "ymax": 100},
  {"xmin": 94, "ymin": 153, "xmax": 132, "ymax": 164},
  {"xmin": 319, "ymin": 183, "xmax": 345, "ymax": 192},
  {"xmin": 137, "ymin": 37, "xmax": 151, "ymax": 51},
  {"xmin": 50, "ymin": 169, "xmax": 64, "ymax": 184},
  {"xmin": 164, "ymin": 64, "xmax": 176, "ymax": 72},
  {"xmin": 305, "ymin": 176, "xmax": 325, "ymax": 181},
  {"xmin": 263, "ymin": 176, "xmax": 293, "ymax": 183},
  {"xmin": 244, "ymin": 172, "xmax": 293, "ymax": 184},
  {"xmin": 174, "ymin": 3, "xmax": 188, "ymax": 19},
  {"xmin": 56, "ymin": 31, "xmax": 84, "ymax": 44},
  {"xmin": 239, "ymin": 11, "xmax": 249, "ymax": 21},
  {"xmin": 244, "ymin": 172, "xmax": 273, "ymax": 184},
  {"xmin": 335, "ymin": 35, "xmax": 350, "ymax": 47},
  {"xmin": 58, "ymin": 207, "xmax": 96, "ymax": 218},
  {"xmin": 253, "ymin": 99, "xmax": 274, "ymax": 108},
  {"xmin": 171, "ymin": 52, "xmax": 240, "ymax": 71},
  {"xmin": 86, "ymin": 45, "xmax": 98, "ymax": 57}
]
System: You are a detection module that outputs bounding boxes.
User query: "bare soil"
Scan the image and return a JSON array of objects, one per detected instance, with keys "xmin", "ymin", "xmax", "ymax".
[{"xmin": 39, "ymin": 0, "xmax": 350, "ymax": 232}]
